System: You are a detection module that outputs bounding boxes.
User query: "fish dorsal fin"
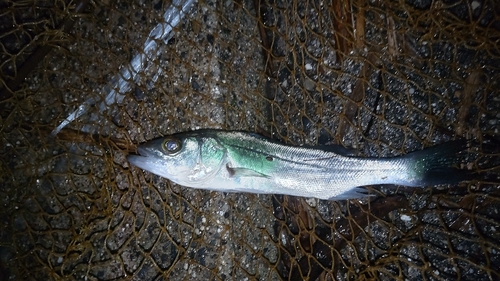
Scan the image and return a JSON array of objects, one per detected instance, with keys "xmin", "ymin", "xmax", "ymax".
[
  {"xmin": 246, "ymin": 132, "xmax": 360, "ymax": 157},
  {"xmin": 247, "ymin": 132, "xmax": 270, "ymax": 141},
  {"xmin": 310, "ymin": 144, "xmax": 360, "ymax": 157},
  {"xmin": 226, "ymin": 164, "xmax": 270, "ymax": 178}
]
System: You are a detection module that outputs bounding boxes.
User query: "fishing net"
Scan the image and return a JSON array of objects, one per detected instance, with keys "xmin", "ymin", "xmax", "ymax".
[{"xmin": 1, "ymin": 0, "xmax": 500, "ymax": 280}]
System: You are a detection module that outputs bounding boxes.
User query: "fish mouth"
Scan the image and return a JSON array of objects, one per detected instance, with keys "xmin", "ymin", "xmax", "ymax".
[
  {"xmin": 127, "ymin": 146, "xmax": 155, "ymax": 170},
  {"xmin": 127, "ymin": 144, "xmax": 182, "ymax": 181},
  {"xmin": 136, "ymin": 146, "xmax": 151, "ymax": 157}
]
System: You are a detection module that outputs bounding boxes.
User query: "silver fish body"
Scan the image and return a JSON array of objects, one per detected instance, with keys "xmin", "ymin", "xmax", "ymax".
[{"xmin": 127, "ymin": 130, "xmax": 469, "ymax": 200}]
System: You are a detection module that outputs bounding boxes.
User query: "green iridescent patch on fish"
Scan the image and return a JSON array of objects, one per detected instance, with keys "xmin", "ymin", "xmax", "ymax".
[
  {"xmin": 199, "ymin": 137, "xmax": 226, "ymax": 169},
  {"xmin": 223, "ymin": 143, "xmax": 278, "ymax": 178}
]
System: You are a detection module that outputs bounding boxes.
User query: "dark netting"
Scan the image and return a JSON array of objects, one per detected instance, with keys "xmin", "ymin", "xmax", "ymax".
[{"xmin": 1, "ymin": 0, "xmax": 500, "ymax": 280}]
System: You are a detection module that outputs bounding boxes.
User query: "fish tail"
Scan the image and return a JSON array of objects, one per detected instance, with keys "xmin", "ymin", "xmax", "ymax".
[{"xmin": 406, "ymin": 140, "xmax": 473, "ymax": 186}]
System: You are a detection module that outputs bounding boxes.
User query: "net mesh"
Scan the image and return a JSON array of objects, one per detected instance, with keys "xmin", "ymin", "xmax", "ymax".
[{"xmin": 1, "ymin": 0, "xmax": 500, "ymax": 280}]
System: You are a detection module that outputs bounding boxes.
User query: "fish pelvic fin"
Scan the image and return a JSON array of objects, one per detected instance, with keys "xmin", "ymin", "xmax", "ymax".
[
  {"xmin": 406, "ymin": 139, "xmax": 473, "ymax": 186},
  {"xmin": 329, "ymin": 187, "xmax": 375, "ymax": 200}
]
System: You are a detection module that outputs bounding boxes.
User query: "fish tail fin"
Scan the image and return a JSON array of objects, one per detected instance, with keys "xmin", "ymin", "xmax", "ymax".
[{"xmin": 406, "ymin": 139, "xmax": 473, "ymax": 186}]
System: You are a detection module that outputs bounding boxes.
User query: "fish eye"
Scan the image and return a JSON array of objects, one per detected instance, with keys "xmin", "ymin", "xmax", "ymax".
[{"xmin": 162, "ymin": 137, "xmax": 181, "ymax": 154}]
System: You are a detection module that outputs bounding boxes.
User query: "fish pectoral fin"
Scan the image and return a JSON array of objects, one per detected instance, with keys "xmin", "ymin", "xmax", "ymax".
[{"xmin": 226, "ymin": 164, "xmax": 269, "ymax": 178}]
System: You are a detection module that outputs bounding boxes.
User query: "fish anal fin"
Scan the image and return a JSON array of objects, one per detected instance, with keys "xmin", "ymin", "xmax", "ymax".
[
  {"xmin": 226, "ymin": 164, "xmax": 269, "ymax": 178},
  {"xmin": 329, "ymin": 187, "xmax": 374, "ymax": 200}
]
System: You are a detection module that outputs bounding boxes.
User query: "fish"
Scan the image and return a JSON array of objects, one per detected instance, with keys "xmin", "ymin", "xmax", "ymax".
[{"xmin": 127, "ymin": 130, "xmax": 472, "ymax": 200}]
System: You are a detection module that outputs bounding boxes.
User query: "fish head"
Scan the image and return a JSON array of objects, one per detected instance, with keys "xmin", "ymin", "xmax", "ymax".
[{"xmin": 127, "ymin": 133, "xmax": 227, "ymax": 187}]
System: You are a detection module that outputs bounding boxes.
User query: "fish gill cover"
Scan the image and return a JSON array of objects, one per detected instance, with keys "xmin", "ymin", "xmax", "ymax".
[{"xmin": 0, "ymin": 0, "xmax": 500, "ymax": 280}]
